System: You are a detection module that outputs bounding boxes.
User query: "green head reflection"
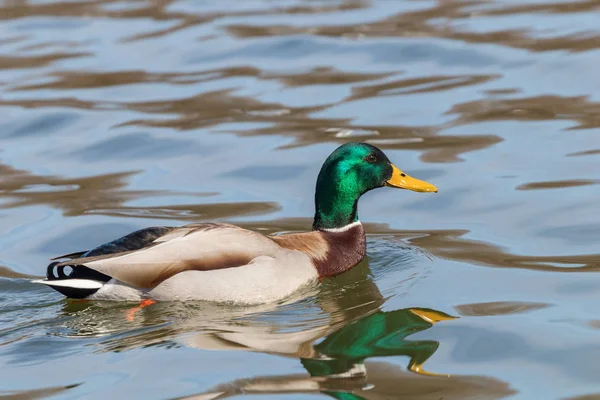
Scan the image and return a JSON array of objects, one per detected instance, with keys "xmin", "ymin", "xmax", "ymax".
[{"xmin": 301, "ymin": 307, "xmax": 457, "ymax": 379}]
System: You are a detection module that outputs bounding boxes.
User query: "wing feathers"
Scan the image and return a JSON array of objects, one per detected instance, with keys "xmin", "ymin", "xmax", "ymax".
[
  {"xmin": 55, "ymin": 250, "xmax": 141, "ymax": 267},
  {"xmin": 51, "ymin": 251, "xmax": 88, "ymax": 261},
  {"xmin": 58, "ymin": 223, "xmax": 282, "ymax": 289}
]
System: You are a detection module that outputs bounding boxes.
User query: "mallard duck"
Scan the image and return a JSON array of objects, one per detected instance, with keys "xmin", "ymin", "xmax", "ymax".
[{"xmin": 33, "ymin": 142, "xmax": 437, "ymax": 304}]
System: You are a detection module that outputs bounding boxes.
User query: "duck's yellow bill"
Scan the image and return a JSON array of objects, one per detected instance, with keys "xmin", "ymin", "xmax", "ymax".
[{"xmin": 386, "ymin": 164, "xmax": 438, "ymax": 193}]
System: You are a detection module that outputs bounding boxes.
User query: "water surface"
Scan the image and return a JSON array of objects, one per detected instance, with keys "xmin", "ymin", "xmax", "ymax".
[{"xmin": 1, "ymin": 1, "xmax": 600, "ymax": 399}]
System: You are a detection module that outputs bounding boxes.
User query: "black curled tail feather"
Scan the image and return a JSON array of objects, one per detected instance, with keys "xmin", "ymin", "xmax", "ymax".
[
  {"xmin": 46, "ymin": 261, "xmax": 74, "ymax": 280},
  {"xmin": 46, "ymin": 261, "xmax": 112, "ymax": 283},
  {"xmin": 46, "ymin": 261, "xmax": 62, "ymax": 280}
]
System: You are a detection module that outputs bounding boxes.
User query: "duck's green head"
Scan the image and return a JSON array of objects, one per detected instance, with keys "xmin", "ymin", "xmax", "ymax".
[{"xmin": 313, "ymin": 142, "xmax": 437, "ymax": 230}]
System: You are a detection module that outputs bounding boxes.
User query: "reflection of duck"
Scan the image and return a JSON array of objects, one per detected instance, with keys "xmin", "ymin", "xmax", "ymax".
[
  {"xmin": 56, "ymin": 257, "xmax": 436, "ymax": 363},
  {"xmin": 178, "ymin": 291, "xmax": 452, "ymax": 376},
  {"xmin": 174, "ymin": 260, "xmax": 463, "ymax": 398},
  {"xmin": 301, "ymin": 307, "xmax": 455, "ymax": 378},
  {"xmin": 174, "ymin": 307, "xmax": 516, "ymax": 400},
  {"xmin": 53, "ymin": 258, "xmax": 498, "ymax": 400},
  {"xmin": 34, "ymin": 142, "xmax": 437, "ymax": 304}
]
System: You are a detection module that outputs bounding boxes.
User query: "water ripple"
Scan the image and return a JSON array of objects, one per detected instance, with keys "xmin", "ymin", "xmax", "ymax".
[{"xmin": 1, "ymin": 0, "xmax": 600, "ymax": 399}]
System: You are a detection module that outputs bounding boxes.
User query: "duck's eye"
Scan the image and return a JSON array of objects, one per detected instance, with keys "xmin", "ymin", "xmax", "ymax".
[{"xmin": 366, "ymin": 154, "xmax": 377, "ymax": 163}]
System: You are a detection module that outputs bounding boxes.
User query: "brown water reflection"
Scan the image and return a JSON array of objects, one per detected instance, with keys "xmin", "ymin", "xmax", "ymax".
[
  {"xmin": 12, "ymin": 67, "xmax": 394, "ymax": 91},
  {"xmin": 9, "ymin": 74, "xmax": 600, "ymax": 163},
  {"xmin": 406, "ymin": 229, "xmax": 600, "ymax": 273},
  {"xmin": 2, "ymin": 0, "xmax": 600, "ymax": 399},
  {"xmin": 0, "ymin": 93, "xmax": 505, "ymax": 162},
  {"xmin": 517, "ymin": 179, "xmax": 600, "ymax": 191},
  {"xmin": 0, "ymin": 265, "xmax": 35, "ymax": 279},
  {"xmin": 0, "ymin": 163, "xmax": 151, "ymax": 216},
  {"xmin": 449, "ymin": 95, "xmax": 600, "ymax": 130},
  {"xmin": 0, "ymin": 52, "xmax": 88, "ymax": 70},
  {"xmin": 0, "ymin": 384, "xmax": 81, "ymax": 400},
  {"xmin": 455, "ymin": 301, "xmax": 551, "ymax": 317},
  {"xmin": 0, "ymin": 162, "xmax": 279, "ymax": 220},
  {"xmin": 226, "ymin": 0, "xmax": 600, "ymax": 53}
]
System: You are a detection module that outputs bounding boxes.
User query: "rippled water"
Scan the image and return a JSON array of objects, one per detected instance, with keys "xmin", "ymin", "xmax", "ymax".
[{"xmin": 1, "ymin": 0, "xmax": 600, "ymax": 399}]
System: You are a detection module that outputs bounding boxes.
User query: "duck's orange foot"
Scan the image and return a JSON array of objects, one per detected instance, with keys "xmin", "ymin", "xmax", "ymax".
[{"xmin": 125, "ymin": 299, "xmax": 156, "ymax": 321}]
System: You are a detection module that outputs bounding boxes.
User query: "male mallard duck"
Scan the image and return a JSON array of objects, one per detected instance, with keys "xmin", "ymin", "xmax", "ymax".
[{"xmin": 33, "ymin": 142, "xmax": 437, "ymax": 304}]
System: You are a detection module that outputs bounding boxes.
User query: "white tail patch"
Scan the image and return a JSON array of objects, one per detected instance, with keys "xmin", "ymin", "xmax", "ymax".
[{"xmin": 31, "ymin": 279, "xmax": 104, "ymax": 289}]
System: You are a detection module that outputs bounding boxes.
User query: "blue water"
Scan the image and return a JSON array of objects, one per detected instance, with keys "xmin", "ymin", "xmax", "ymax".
[{"xmin": 1, "ymin": 1, "xmax": 600, "ymax": 399}]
